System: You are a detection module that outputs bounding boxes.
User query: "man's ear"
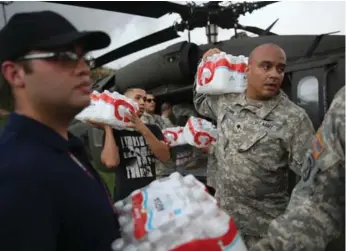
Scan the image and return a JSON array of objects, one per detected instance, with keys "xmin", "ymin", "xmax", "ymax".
[
  {"xmin": 1, "ymin": 61, "xmax": 25, "ymax": 89},
  {"xmin": 245, "ymin": 64, "xmax": 250, "ymax": 74}
]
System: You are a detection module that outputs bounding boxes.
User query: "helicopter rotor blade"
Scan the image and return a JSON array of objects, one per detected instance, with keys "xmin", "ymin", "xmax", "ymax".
[
  {"xmin": 261, "ymin": 18, "xmax": 279, "ymax": 35},
  {"xmin": 236, "ymin": 23, "xmax": 277, "ymax": 36},
  {"xmin": 94, "ymin": 26, "xmax": 180, "ymax": 68},
  {"xmin": 46, "ymin": 1, "xmax": 190, "ymax": 19},
  {"xmin": 265, "ymin": 18, "xmax": 279, "ymax": 32}
]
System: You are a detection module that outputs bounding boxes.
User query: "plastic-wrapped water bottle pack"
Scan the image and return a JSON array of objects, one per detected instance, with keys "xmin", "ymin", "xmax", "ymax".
[
  {"xmin": 75, "ymin": 90, "xmax": 139, "ymax": 130},
  {"xmin": 112, "ymin": 172, "xmax": 248, "ymax": 251},
  {"xmin": 196, "ymin": 52, "xmax": 249, "ymax": 95}
]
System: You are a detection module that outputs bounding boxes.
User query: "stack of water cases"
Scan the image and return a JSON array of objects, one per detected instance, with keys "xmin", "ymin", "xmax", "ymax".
[
  {"xmin": 183, "ymin": 116, "xmax": 217, "ymax": 148},
  {"xmin": 162, "ymin": 127, "xmax": 187, "ymax": 147},
  {"xmin": 112, "ymin": 172, "xmax": 248, "ymax": 251},
  {"xmin": 75, "ymin": 90, "xmax": 139, "ymax": 130},
  {"xmin": 196, "ymin": 52, "xmax": 248, "ymax": 95}
]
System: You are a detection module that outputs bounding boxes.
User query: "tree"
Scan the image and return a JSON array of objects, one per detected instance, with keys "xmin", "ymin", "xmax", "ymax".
[{"xmin": 90, "ymin": 67, "xmax": 116, "ymax": 82}]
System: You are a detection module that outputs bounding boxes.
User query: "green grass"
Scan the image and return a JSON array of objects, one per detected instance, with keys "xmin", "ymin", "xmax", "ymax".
[
  {"xmin": 92, "ymin": 161, "xmax": 116, "ymax": 199},
  {"xmin": 98, "ymin": 171, "xmax": 115, "ymax": 198}
]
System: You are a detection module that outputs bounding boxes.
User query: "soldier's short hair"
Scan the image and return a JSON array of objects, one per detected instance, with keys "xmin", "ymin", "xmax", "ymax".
[{"xmin": 123, "ymin": 87, "xmax": 146, "ymax": 96}]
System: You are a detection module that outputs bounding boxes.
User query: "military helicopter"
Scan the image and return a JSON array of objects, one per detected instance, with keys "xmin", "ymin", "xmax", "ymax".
[
  {"xmin": 50, "ymin": 1, "xmax": 345, "ymax": 127},
  {"xmin": 50, "ymin": 0, "xmax": 344, "ymax": 178},
  {"xmin": 51, "ymin": 1, "xmax": 344, "ymax": 201}
]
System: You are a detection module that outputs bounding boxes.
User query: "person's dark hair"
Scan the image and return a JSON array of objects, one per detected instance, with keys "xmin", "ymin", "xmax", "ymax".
[
  {"xmin": 123, "ymin": 87, "xmax": 146, "ymax": 96},
  {"xmin": 0, "ymin": 61, "xmax": 33, "ymax": 111},
  {"xmin": 0, "ymin": 74, "xmax": 14, "ymax": 112}
]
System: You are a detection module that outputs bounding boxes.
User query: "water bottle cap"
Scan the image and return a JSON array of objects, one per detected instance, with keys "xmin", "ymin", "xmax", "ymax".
[
  {"xmin": 148, "ymin": 230, "xmax": 162, "ymax": 243},
  {"xmin": 137, "ymin": 242, "xmax": 152, "ymax": 251},
  {"xmin": 123, "ymin": 244, "xmax": 137, "ymax": 251},
  {"xmin": 118, "ymin": 216, "xmax": 128, "ymax": 226},
  {"xmin": 111, "ymin": 238, "xmax": 125, "ymax": 250},
  {"xmin": 123, "ymin": 203, "xmax": 132, "ymax": 212},
  {"xmin": 114, "ymin": 201, "xmax": 124, "ymax": 210}
]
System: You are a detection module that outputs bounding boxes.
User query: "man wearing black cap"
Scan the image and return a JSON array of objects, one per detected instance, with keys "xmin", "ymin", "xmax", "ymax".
[{"xmin": 0, "ymin": 11, "xmax": 120, "ymax": 251}]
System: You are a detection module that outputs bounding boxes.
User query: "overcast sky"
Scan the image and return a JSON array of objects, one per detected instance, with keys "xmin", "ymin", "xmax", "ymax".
[{"xmin": 1, "ymin": 1, "xmax": 344, "ymax": 69}]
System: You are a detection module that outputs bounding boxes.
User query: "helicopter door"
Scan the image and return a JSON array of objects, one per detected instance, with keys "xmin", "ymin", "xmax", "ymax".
[
  {"xmin": 287, "ymin": 65, "xmax": 328, "ymax": 194},
  {"xmin": 291, "ymin": 71, "xmax": 321, "ymax": 130},
  {"xmin": 290, "ymin": 58, "xmax": 344, "ymax": 130}
]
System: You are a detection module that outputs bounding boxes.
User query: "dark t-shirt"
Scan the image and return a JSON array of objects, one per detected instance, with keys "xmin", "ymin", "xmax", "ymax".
[{"xmin": 112, "ymin": 124, "xmax": 163, "ymax": 201}]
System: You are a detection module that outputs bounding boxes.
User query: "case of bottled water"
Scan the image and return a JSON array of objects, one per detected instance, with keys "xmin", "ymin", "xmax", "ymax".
[
  {"xmin": 196, "ymin": 52, "xmax": 248, "ymax": 95},
  {"xmin": 112, "ymin": 172, "xmax": 248, "ymax": 251}
]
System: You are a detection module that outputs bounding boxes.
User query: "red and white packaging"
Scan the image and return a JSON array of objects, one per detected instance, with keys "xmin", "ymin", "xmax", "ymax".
[
  {"xmin": 75, "ymin": 90, "xmax": 101, "ymax": 122},
  {"xmin": 183, "ymin": 117, "xmax": 217, "ymax": 148},
  {"xmin": 75, "ymin": 90, "xmax": 139, "ymax": 130},
  {"xmin": 112, "ymin": 172, "xmax": 248, "ymax": 251},
  {"xmin": 162, "ymin": 127, "xmax": 186, "ymax": 147},
  {"xmin": 196, "ymin": 52, "xmax": 248, "ymax": 95}
]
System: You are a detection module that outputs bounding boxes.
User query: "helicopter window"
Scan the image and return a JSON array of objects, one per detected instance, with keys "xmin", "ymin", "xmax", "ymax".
[{"xmin": 297, "ymin": 76, "xmax": 319, "ymax": 105}]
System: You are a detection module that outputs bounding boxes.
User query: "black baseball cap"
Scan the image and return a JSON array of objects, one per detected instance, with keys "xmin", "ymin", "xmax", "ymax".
[{"xmin": 0, "ymin": 10, "xmax": 111, "ymax": 64}]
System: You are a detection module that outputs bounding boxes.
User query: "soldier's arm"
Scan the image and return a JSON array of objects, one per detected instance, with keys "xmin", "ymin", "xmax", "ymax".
[
  {"xmin": 193, "ymin": 49, "xmax": 222, "ymax": 120},
  {"xmin": 193, "ymin": 48, "xmax": 241, "ymax": 119},
  {"xmin": 161, "ymin": 116, "xmax": 174, "ymax": 128},
  {"xmin": 287, "ymin": 111, "xmax": 315, "ymax": 175},
  {"xmin": 250, "ymin": 87, "xmax": 345, "ymax": 251},
  {"xmin": 193, "ymin": 74, "xmax": 220, "ymax": 120}
]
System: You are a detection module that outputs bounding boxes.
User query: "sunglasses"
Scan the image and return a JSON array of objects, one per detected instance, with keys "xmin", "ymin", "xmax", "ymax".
[
  {"xmin": 146, "ymin": 98, "xmax": 155, "ymax": 103},
  {"xmin": 18, "ymin": 51, "xmax": 95, "ymax": 68}
]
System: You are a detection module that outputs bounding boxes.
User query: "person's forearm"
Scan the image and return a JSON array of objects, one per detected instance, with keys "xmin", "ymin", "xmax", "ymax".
[
  {"xmin": 139, "ymin": 126, "xmax": 170, "ymax": 163},
  {"xmin": 102, "ymin": 126, "xmax": 120, "ymax": 168},
  {"xmin": 104, "ymin": 126, "xmax": 116, "ymax": 145}
]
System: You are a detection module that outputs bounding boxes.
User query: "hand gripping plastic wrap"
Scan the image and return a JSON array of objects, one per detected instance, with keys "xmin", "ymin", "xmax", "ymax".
[
  {"xmin": 196, "ymin": 52, "xmax": 248, "ymax": 95},
  {"xmin": 183, "ymin": 116, "xmax": 217, "ymax": 148},
  {"xmin": 112, "ymin": 172, "xmax": 248, "ymax": 251},
  {"xmin": 75, "ymin": 90, "xmax": 139, "ymax": 130},
  {"xmin": 162, "ymin": 127, "xmax": 187, "ymax": 147}
]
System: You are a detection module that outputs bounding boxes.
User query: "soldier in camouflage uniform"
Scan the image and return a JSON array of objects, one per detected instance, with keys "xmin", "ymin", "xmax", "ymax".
[
  {"xmin": 205, "ymin": 144, "xmax": 217, "ymax": 189},
  {"xmin": 250, "ymin": 86, "xmax": 345, "ymax": 251},
  {"xmin": 141, "ymin": 94, "xmax": 175, "ymax": 177},
  {"xmin": 193, "ymin": 45, "xmax": 315, "ymax": 247},
  {"xmin": 141, "ymin": 93, "xmax": 167, "ymax": 129},
  {"xmin": 160, "ymin": 102, "xmax": 175, "ymax": 128}
]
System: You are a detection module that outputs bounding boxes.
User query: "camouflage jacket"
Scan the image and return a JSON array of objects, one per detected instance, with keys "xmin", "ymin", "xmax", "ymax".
[
  {"xmin": 141, "ymin": 112, "xmax": 170, "ymax": 129},
  {"xmin": 250, "ymin": 86, "xmax": 345, "ymax": 251},
  {"xmin": 161, "ymin": 115, "xmax": 174, "ymax": 128},
  {"xmin": 193, "ymin": 84, "xmax": 315, "ymax": 238}
]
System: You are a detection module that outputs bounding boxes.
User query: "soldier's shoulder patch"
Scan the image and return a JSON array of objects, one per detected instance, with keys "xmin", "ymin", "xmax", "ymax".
[{"xmin": 312, "ymin": 129, "xmax": 325, "ymax": 160}]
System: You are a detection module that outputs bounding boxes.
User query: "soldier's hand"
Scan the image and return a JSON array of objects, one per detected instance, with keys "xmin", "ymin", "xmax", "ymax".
[{"xmin": 202, "ymin": 48, "xmax": 222, "ymax": 61}]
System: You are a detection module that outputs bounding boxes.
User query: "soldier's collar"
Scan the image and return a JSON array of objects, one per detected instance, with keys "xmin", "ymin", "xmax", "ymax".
[{"xmin": 234, "ymin": 90, "xmax": 285, "ymax": 119}]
